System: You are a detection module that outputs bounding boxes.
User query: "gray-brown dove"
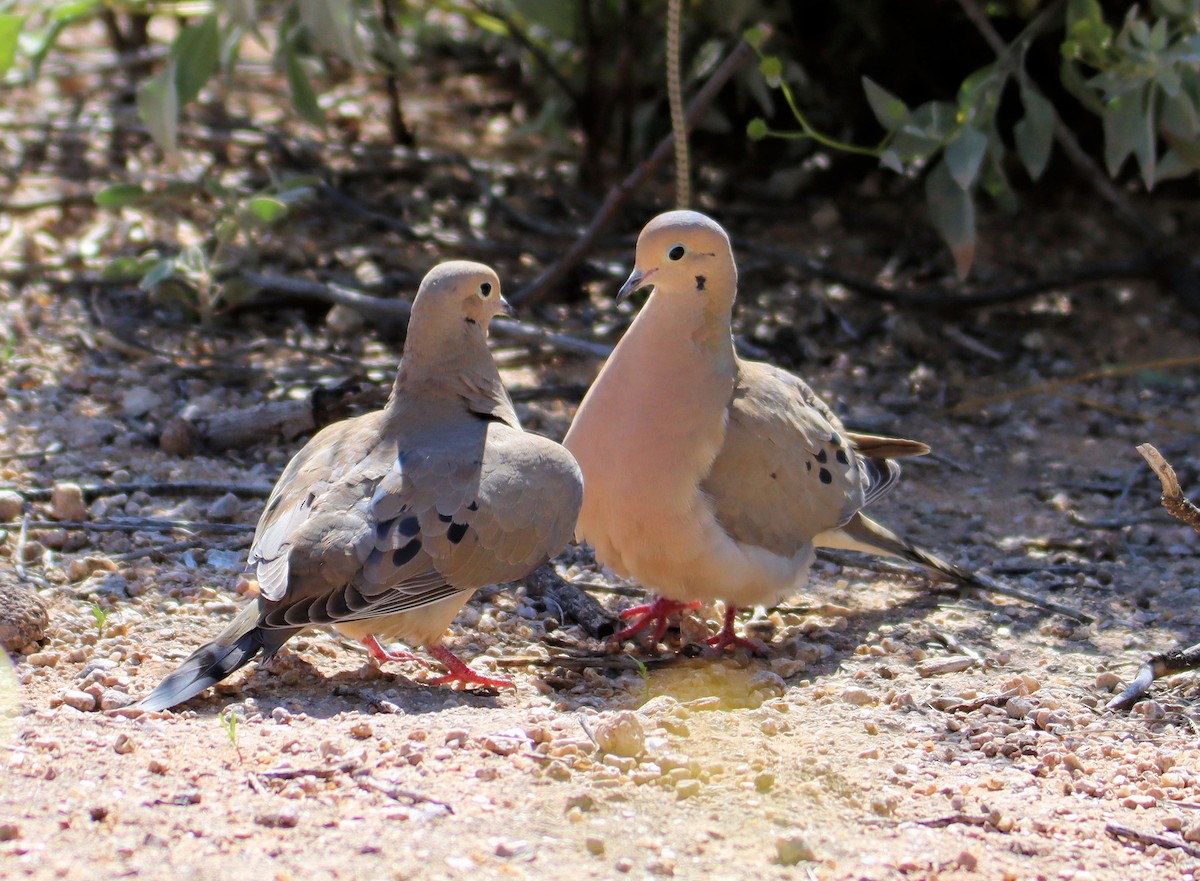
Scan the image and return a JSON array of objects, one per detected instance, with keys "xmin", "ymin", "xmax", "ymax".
[
  {"xmin": 564, "ymin": 210, "xmax": 980, "ymax": 651},
  {"xmin": 140, "ymin": 261, "xmax": 583, "ymax": 710}
]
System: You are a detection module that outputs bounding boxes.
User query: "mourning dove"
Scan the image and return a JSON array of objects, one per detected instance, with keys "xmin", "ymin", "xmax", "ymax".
[
  {"xmin": 564, "ymin": 210, "xmax": 981, "ymax": 650},
  {"xmin": 140, "ymin": 261, "xmax": 583, "ymax": 711}
]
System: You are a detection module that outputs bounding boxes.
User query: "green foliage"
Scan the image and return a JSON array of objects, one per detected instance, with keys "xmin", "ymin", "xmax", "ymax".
[
  {"xmin": 90, "ymin": 603, "xmax": 109, "ymax": 638},
  {"xmin": 755, "ymin": 2, "xmax": 1200, "ymax": 278},
  {"xmin": 220, "ymin": 707, "xmax": 242, "ymax": 761},
  {"xmin": 95, "ymin": 175, "xmax": 317, "ymax": 321}
]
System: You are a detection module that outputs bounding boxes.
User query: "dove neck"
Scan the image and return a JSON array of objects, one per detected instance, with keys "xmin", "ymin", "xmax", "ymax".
[
  {"xmin": 387, "ymin": 317, "xmax": 516, "ymax": 424},
  {"xmin": 640, "ymin": 277, "xmax": 736, "ymax": 366}
]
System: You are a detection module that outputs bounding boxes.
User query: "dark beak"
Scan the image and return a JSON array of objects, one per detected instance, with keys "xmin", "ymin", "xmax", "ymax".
[
  {"xmin": 498, "ymin": 295, "xmax": 516, "ymax": 317},
  {"xmin": 616, "ymin": 267, "xmax": 653, "ymax": 302}
]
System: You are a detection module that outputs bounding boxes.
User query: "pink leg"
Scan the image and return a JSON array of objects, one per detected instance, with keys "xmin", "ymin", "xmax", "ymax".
[
  {"xmin": 362, "ymin": 634, "xmax": 420, "ymax": 664},
  {"xmin": 426, "ymin": 644, "xmax": 515, "ymax": 691},
  {"xmin": 616, "ymin": 597, "xmax": 703, "ymax": 643},
  {"xmin": 704, "ymin": 605, "xmax": 766, "ymax": 655}
]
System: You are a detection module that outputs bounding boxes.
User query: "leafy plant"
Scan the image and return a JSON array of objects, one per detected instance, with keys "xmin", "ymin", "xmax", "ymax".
[
  {"xmin": 94, "ymin": 175, "xmax": 318, "ymax": 321},
  {"xmin": 750, "ymin": 2, "xmax": 1200, "ymax": 279},
  {"xmin": 90, "ymin": 602, "xmax": 110, "ymax": 638},
  {"xmin": 220, "ymin": 707, "xmax": 243, "ymax": 762}
]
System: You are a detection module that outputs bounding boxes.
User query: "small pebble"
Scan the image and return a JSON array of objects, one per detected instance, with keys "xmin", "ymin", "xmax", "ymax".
[
  {"xmin": 0, "ymin": 823, "xmax": 20, "ymax": 841},
  {"xmin": 61, "ymin": 689, "xmax": 96, "ymax": 712},
  {"xmin": 675, "ymin": 779, "xmax": 702, "ymax": 799},
  {"xmin": 255, "ymin": 807, "xmax": 300, "ymax": 828},
  {"xmin": 0, "ymin": 490, "xmax": 24, "ymax": 521},
  {"xmin": 775, "ymin": 832, "xmax": 816, "ymax": 865},
  {"xmin": 112, "ymin": 733, "xmax": 136, "ymax": 754},
  {"xmin": 26, "ymin": 651, "xmax": 60, "ymax": 668},
  {"xmin": 205, "ymin": 493, "xmax": 241, "ymax": 521},
  {"xmin": 51, "ymin": 483, "xmax": 88, "ymax": 521},
  {"xmin": 586, "ymin": 837, "xmax": 605, "ymax": 856},
  {"xmin": 842, "ymin": 687, "xmax": 874, "ymax": 706},
  {"xmin": 592, "ymin": 711, "xmax": 646, "ymax": 758}
]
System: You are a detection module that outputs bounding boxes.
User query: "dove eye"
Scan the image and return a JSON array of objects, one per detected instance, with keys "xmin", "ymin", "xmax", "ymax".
[
  {"xmin": 479, "ymin": 282, "xmax": 492, "ymax": 297},
  {"xmin": 668, "ymin": 245, "xmax": 685, "ymax": 261}
]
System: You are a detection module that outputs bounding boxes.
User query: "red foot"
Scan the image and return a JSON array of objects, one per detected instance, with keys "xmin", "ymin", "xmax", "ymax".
[
  {"xmin": 617, "ymin": 597, "xmax": 703, "ymax": 643},
  {"xmin": 362, "ymin": 634, "xmax": 421, "ymax": 664},
  {"xmin": 704, "ymin": 605, "xmax": 767, "ymax": 655},
  {"xmin": 426, "ymin": 645, "xmax": 515, "ymax": 691}
]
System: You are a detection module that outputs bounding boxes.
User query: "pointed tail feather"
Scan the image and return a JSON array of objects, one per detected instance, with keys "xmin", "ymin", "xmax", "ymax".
[
  {"xmin": 139, "ymin": 604, "xmax": 296, "ymax": 712},
  {"xmin": 817, "ymin": 512, "xmax": 978, "ymax": 586},
  {"xmin": 816, "ymin": 512, "xmax": 1092, "ymax": 622}
]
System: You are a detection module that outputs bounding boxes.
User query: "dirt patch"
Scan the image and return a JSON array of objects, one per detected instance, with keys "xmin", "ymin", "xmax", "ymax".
[{"xmin": 3, "ymin": 32, "xmax": 1200, "ymax": 881}]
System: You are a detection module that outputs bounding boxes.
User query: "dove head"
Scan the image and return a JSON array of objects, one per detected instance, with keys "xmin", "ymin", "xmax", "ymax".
[
  {"xmin": 618, "ymin": 210, "xmax": 737, "ymax": 306},
  {"xmin": 411, "ymin": 261, "xmax": 512, "ymax": 335}
]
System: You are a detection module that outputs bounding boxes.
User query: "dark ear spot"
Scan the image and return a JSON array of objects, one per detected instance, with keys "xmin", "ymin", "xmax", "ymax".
[{"xmin": 695, "ymin": 275, "xmax": 706, "ymax": 291}]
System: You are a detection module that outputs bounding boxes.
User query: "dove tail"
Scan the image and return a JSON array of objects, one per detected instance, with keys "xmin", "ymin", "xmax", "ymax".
[
  {"xmin": 139, "ymin": 605, "xmax": 293, "ymax": 712},
  {"xmin": 816, "ymin": 512, "xmax": 982, "ymax": 587}
]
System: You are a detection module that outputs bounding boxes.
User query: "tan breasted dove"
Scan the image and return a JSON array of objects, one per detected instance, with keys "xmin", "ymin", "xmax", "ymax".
[
  {"xmin": 564, "ymin": 210, "xmax": 981, "ymax": 650},
  {"xmin": 140, "ymin": 261, "xmax": 583, "ymax": 710}
]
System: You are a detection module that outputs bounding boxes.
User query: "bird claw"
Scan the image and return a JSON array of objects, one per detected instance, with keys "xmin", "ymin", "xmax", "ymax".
[
  {"xmin": 704, "ymin": 629, "xmax": 767, "ymax": 656},
  {"xmin": 616, "ymin": 598, "xmax": 703, "ymax": 643},
  {"xmin": 362, "ymin": 634, "xmax": 421, "ymax": 664},
  {"xmin": 426, "ymin": 645, "xmax": 515, "ymax": 691}
]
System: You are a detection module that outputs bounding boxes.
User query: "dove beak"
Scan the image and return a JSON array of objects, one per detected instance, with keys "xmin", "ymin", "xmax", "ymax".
[
  {"xmin": 499, "ymin": 295, "xmax": 516, "ymax": 317},
  {"xmin": 617, "ymin": 267, "xmax": 655, "ymax": 302}
]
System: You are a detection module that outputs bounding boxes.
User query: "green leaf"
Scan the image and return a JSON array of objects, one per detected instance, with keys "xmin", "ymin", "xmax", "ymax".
[
  {"xmin": 242, "ymin": 196, "xmax": 288, "ymax": 224},
  {"xmin": 742, "ymin": 24, "xmax": 770, "ymax": 50},
  {"xmin": 862, "ymin": 77, "xmax": 909, "ymax": 131},
  {"xmin": 139, "ymin": 257, "xmax": 177, "ymax": 291},
  {"xmin": 298, "ymin": 0, "xmax": 363, "ymax": 65},
  {"xmin": 0, "ymin": 15, "xmax": 24, "ymax": 77},
  {"xmin": 924, "ymin": 159, "xmax": 975, "ymax": 279},
  {"xmin": 1102, "ymin": 86, "xmax": 1155, "ymax": 186},
  {"xmin": 944, "ymin": 127, "xmax": 988, "ymax": 190},
  {"xmin": 1160, "ymin": 90, "xmax": 1198, "ymax": 139},
  {"xmin": 1014, "ymin": 84, "xmax": 1056, "ymax": 180},
  {"xmin": 172, "ymin": 13, "xmax": 220, "ymax": 105},
  {"xmin": 136, "ymin": 62, "xmax": 179, "ymax": 155},
  {"xmin": 282, "ymin": 45, "xmax": 324, "ymax": 128},
  {"xmin": 94, "ymin": 183, "xmax": 146, "ymax": 208}
]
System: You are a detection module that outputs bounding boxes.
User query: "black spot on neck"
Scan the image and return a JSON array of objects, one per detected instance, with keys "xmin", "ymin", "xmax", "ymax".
[{"xmin": 695, "ymin": 275, "xmax": 706, "ymax": 291}]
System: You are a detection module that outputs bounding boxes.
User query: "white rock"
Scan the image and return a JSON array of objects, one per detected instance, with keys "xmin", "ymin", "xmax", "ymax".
[
  {"xmin": 121, "ymin": 386, "xmax": 162, "ymax": 418},
  {"xmin": 51, "ymin": 483, "xmax": 88, "ymax": 521},
  {"xmin": 592, "ymin": 710, "xmax": 646, "ymax": 758}
]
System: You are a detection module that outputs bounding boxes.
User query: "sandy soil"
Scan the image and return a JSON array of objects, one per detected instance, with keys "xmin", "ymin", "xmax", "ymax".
[{"xmin": 2, "ymin": 25, "xmax": 1200, "ymax": 881}]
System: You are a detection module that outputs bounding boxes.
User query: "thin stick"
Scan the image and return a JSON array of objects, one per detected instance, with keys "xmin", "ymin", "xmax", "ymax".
[
  {"xmin": 1, "ymin": 482, "xmax": 274, "ymax": 502},
  {"xmin": 1106, "ymin": 821, "xmax": 1200, "ymax": 858},
  {"xmin": 8, "ymin": 518, "xmax": 256, "ymax": 535},
  {"xmin": 240, "ymin": 272, "xmax": 612, "ymax": 360},
  {"xmin": 1137, "ymin": 443, "xmax": 1200, "ymax": 534},
  {"xmin": 512, "ymin": 36, "xmax": 759, "ymax": 306}
]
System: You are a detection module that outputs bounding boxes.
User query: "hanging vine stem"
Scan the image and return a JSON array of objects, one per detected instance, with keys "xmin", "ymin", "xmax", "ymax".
[{"xmin": 666, "ymin": 0, "xmax": 690, "ymax": 208}]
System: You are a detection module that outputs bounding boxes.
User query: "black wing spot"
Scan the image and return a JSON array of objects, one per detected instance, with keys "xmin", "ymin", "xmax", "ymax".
[
  {"xmin": 835, "ymin": 449, "xmax": 849, "ymax": 465},
  {"xmin": 447, "ymin": 521, "xmax": 469, "ymax": 544},
  {"xmin": 437, "ymin": 512, "xmax": 453, "ymax": 523},
  {"xmin": 829, "ymin": 432, "xmax": 842, "ymax": 447},
  {"xmin": 392, "ymin": 540, "xmax": 422, "ymax": 567},
  {"xmin": 376, "ymin": 520, "xmax": 393, "ymax": 541},
  {"xmin": 819, "ymin": 467, "xmax": 832, "ymax": 484},
  {"xmin": 398, "ymin": 516, "xmax": 420, "ymax": 537},
  {"xmin": 815, "ymin": 449, "xmax": 828, "ymax": 464},
  {"xmin": 467, "ymin": 501, "xmax": 479, "ymax": 511}
]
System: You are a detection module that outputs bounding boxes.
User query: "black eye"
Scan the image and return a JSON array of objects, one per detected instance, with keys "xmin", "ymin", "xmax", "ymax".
[
  {"xmin": 668, "ymin": 245, "xmax": 685, "ymax": 261},
  {"xmin": 480, "ymin": 282, "xmax": 492, "ymax": 297}
]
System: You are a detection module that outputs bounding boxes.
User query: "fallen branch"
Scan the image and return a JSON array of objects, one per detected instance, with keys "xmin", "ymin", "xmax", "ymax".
[
  {"xmin": 160, "ymin": 379, "xmax": 385, "ymax": 454},
  {"xmin": 512, "ymin": 35, "xmax": 759, "ymax": 306},
  {"xmin": 522, "ymin": 566, "xmax": 620, "ymax": 640},
  {"xmin": 1137, "ymin": 443, "xmax": 1200, "ymax": 534},
  {"xmin": 240, "ymin": 271, "xmax": 612, "ymax": 359},
  {"xmin": 1107, "ymin": 444, "xmax": 1200, "ymax": 711}
]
